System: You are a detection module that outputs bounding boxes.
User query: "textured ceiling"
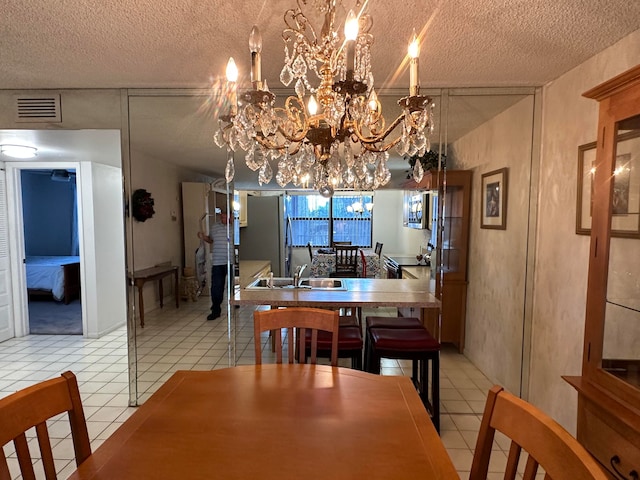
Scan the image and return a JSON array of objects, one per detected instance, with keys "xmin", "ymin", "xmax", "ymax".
[
  {"xmin": 2, "ymin": 0, "xmax": 640, "ymax": 89},
  {"xmin": 2, "ymin": 0, "xmax": 640, "ymax": 189}
]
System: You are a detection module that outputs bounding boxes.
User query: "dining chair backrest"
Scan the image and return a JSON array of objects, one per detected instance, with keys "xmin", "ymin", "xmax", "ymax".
[
  {"xmin": 254, "ymin": 307, "xmax": 340, "ymax": 366},
  {"xmin": 307, "ymin": 241, "xmax": 313, "ymax": 262},
  {"xmin": 332, "ymin": 241, "xmax": 352, "ymax": 247},
  {"xmin": 374, "ymin": 242, "xmax": 383, "ymax": 256},
  {"xmin": 469, "ymin": 385, "xmax": 608, "ymax": 480},
  {"xmin": 0, "ymin": 371, "xmax": 92, "ymax": 480},
  {"xmin": 332, "ymin": 245, "xmax": 359, "ymax": 277}
]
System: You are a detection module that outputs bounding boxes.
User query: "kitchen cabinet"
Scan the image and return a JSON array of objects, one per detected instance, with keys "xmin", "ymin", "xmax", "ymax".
[
  {"xmin": 404, "ymin": 170, "xmax": 472, "ymax": 353},
  {"xmin": 563, "ymin": 64, "xmax": 640, "ymax": 479}
]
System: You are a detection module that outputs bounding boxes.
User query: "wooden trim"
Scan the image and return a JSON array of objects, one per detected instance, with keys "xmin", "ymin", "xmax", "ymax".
[{"xmin": 583, "ymin": 64, "xmax": 640, "ymax": 101}]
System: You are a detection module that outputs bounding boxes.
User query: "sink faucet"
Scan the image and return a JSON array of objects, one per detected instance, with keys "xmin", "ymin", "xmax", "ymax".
[{"xmin": 293, "ymin": 264, "xmax": 307, "ymax": 287}]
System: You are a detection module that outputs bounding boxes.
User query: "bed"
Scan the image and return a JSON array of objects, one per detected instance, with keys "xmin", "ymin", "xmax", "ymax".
[{"xmin": 26, "ymin": 256, "xmax": 81, "ymax": 304}]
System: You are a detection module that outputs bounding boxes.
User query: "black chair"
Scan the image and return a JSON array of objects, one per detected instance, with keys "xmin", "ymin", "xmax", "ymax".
[
  {"xmin": 307, "ymin": 241, "xmax": 313, "ymax": 262},
  {"xmin": 374, "ymin": 242, "xmax": 383, "ymax": 256},
  {"xmin": 330, "ymin": 245, "xmax": 359, "ymax": 278}
]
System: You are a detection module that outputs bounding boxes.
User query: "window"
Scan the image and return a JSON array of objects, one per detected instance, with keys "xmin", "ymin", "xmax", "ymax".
[{"xmin": 285, "ymin": 194, "xmax": 373, "ymax": 247}]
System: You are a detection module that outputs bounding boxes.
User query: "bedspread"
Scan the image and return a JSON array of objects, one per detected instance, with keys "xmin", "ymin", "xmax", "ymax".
[{"xmin": 26, "ymin": 256, "xmax": 80, "ymax": 301}]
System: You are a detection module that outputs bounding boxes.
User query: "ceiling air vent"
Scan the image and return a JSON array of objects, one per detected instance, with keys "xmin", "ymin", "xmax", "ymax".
[{"xmin": 14, "ymin": 94, "xmax": 61, "ymax": 123}]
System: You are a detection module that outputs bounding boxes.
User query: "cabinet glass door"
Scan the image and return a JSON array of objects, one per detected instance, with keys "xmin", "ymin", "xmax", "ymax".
[{"xmin": 602, "ymin": 114, "xmax": 640, "ymax": 388}]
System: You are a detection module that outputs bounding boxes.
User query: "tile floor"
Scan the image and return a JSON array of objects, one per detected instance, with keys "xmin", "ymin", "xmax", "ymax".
[{"xmin": 0, "ymin": 298, "xmax": 530, "ymax": 479}]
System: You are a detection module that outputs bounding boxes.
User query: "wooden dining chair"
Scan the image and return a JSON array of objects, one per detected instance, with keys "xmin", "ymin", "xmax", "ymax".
[
  {"xmin": 330, "ymin": 245, "xmax": 359, "ymax": 278},
  {"xmin": 374, "ymin": 242, "xmax": 383, "ymax": 256},
  {"xmin": 254, "ymin": 307, "xmax": 340, "ymax": 366},
  {"xmin": 469, "ymin": 385, "xmax": 608, "ymax": 480},
  {"xmin": 0, "ymin": 371, "xmax": 92, "ymax": 480},
  {"xmin": 331, "ymin": 241, "xmax": 352, "ymax": 247}
]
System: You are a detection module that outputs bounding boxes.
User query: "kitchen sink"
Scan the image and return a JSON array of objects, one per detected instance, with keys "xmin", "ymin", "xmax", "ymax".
[
  {"xmin": 299, "ymin": 278, "xmax": 346, "ymax": 290},
  {"xmin": 245, "ymin": 277, "xmax": 346, "ymax": 290},
  {"xmin": 246, "ymin": 277, "xmax": 294, "ymax": 289}
]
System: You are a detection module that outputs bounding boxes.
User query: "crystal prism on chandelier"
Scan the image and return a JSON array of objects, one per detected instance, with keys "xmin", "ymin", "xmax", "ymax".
[{"xmin": 214, "ymin": 0, "xmax": 435, "ymax": 193}]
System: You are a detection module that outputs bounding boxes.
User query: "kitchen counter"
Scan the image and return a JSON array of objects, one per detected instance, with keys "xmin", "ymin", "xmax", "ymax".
[
  {"xmin": 401, "ymin": 266, "xmax": 431, "ymax": 281},
  {"xmin": 232, "ymin": 278, "xmax": 439, "ymax": 311},
  {"xmin": 382, "ymin": 253, "xmax": 430, "ymax": 279},
  {"xmin": 383, "ymin": 253, "xmax": 425, "ymax": 266}
]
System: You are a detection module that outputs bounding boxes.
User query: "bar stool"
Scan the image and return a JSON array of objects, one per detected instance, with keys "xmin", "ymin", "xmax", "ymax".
[
  {"xmin": 363, "ymin": 316, "xmax": 423, "ymax": 370},
  {"xmin": 305, "ymin": 325, "xmax": 364, "ymax": 370},
  {"xmin": 366, "ymin": 326, "xmax": 441, "ymax": 432}
]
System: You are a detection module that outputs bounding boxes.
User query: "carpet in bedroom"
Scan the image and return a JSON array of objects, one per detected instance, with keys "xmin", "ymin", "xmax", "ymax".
[{"xmin": 29, "ymin": 299, "xmax": 82, "ymax": 335}]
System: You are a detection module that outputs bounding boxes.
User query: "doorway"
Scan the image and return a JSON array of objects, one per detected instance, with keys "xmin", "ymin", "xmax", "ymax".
[{"xmin": 21, "ymin": 168, "xmax": 83, "ymax": 335}]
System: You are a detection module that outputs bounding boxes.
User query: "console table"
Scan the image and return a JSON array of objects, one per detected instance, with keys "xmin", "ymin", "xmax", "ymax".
[{"xmin": 132, "ymin": 265, "xmax": 179, "ymax": 328}]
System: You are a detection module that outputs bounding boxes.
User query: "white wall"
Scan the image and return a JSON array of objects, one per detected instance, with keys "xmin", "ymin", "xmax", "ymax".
[{"xmin": 80, "ymin": 162, "xmax": 127, "ymax": 337}]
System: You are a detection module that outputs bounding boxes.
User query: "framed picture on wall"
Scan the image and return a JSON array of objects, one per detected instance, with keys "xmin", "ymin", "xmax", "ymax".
[
  {"xmin": 481, "ymin": 168, "xmax": 508, "ymax": 230},
  {"xmin": 576, "ymin": 130, "xmax": 640, "ymax": 238}
]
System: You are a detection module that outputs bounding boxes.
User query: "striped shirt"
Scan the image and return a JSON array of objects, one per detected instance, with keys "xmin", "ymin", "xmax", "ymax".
[{"xmin": 209, "ymin": 221, "xmax": 234, "ymax": 266}]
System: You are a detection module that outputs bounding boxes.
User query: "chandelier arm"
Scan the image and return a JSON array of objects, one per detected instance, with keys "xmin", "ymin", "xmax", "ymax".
[
  {"xmin": 253, "ymin": 135, "xmax": 287, "ymax": 152},
  {"xmin": 251, "ymin": 126, "xmax": 307, "ymax": 151},
  {"xmin": 351, "ymin": 113, "xmax": 405, "ymax": 145},
  {"xmin": 283, "ymin": 4, "xmax": 319, "ymax": 45},
  {"xmin": 277, "ymin": 124, "xmax": 309, "ymax": 144},
  {"xmin": 361, "ymin": 135, "xmax": 402, "ymax": 153},
  {"xmin": 253, "ymin": 135, "xmax": 304, "ymax": 157},
  {"xmin": 274, "ymin": 100, "xmax": 311, "ymax": 144}
]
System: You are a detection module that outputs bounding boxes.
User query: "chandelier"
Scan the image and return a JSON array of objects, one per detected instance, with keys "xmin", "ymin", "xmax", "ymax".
[{"xmin": 214, "ymin": 0, "xmax": 435, "ymax": 195}]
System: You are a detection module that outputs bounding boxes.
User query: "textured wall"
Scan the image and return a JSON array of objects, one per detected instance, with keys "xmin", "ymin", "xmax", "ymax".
[
  {"xmin": 530, "ymin": 29, "xmax": 640, "ymax": 432},
  {"xmin": 450, "ymin": 96, "xmax": 535, "ymax": 395}
]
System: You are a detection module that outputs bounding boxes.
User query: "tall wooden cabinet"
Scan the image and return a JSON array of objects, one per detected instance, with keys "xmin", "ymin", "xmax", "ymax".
[
  {"xmin": 404, "ymin": 169, "xmax": 472, "ymax": 353},
  {"xmin": 563, "ymin": 65, "xmax": 640, "ymax": 478}
]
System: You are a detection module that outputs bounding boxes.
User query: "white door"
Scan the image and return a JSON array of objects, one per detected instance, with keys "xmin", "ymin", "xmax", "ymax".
[{"xmin": 0, "ymin": 171, "xmax": 14, "ymax": 342}]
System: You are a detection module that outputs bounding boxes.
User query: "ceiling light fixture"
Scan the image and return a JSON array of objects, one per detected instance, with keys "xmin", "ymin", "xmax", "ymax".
[
  {"xmin": 346, "ymin": 195, "xmax": 373, "ymax": 216},
  {"xmin": 215, "ymin": 0, "xmax": 434, "ymax": 193},
  {"xmin": 0, "ymin": 144, "xmax": 38, "ymax": 159}
]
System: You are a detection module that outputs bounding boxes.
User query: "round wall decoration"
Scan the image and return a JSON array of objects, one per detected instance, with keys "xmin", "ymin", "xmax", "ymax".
[{"xmin": 132, "ymin": 188, "xmax": 155, "ymax": 222}]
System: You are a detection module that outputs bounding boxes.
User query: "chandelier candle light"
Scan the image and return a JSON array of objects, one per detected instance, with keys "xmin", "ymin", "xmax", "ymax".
[{"xmin": 215, "ymin": 0, "xmax": 435, "ymax": 194}]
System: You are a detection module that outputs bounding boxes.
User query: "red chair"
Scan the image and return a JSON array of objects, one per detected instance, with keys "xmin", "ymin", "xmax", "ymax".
[
  {"xmin": 360, "ymin": 249, "xmax": 367, "ymax": 278},
  {"xmin": 305, "ymin": 325, "xmax": 364, "ymax": 369},
  {"xmin": 363, "ymin": 316, "xmax": 424, "ymax": 367},
  {"xmin": 366, "ymin": 326, "xmax": 441, "ymax": 432}
]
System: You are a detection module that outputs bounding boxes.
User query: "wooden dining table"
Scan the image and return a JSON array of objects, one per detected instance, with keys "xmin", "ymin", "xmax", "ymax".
[{"xmin": 68, "ymin": 365, "xmax": 459, "ymax": 479}]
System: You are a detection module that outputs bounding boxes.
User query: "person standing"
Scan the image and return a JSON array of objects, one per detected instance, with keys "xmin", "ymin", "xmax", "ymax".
[{"xmin": 198, "ymin": 213, "xmax": 233, "ymax": 320}]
